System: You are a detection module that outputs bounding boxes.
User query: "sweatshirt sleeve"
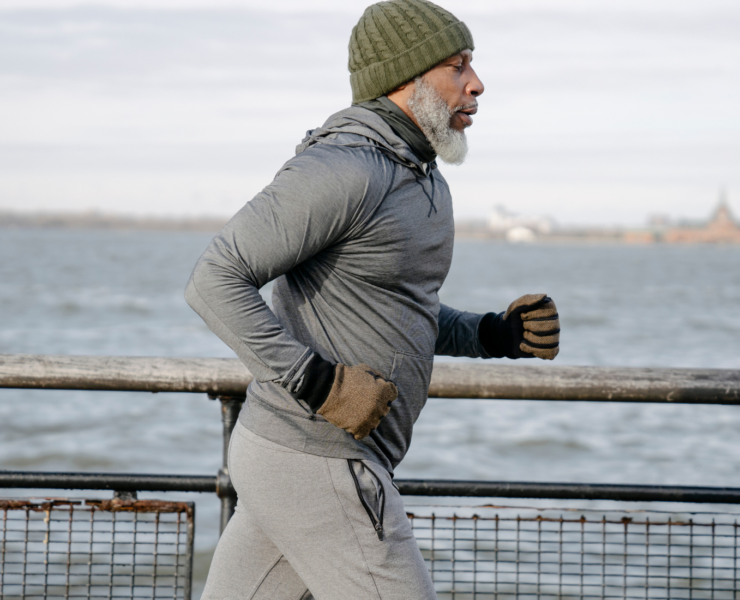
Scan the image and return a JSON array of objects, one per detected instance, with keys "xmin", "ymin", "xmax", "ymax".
[
  {"xmin": 434, "ymin": 303, "xmax": 491, "ymax": 358},
  {"xmin": 185, "ymin": 144, "xmax": 375, "ymax": 391}
]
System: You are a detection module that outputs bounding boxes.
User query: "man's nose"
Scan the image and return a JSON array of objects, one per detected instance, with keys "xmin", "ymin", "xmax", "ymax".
[{"xmin": 467, "ymin": 67, "xmax": 484, "ymax": 98}]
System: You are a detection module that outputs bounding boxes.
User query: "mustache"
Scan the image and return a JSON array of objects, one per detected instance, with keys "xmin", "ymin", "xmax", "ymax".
[{"xmin": 453, "ymin": 101, "xmax": 478, "ymax": 113}]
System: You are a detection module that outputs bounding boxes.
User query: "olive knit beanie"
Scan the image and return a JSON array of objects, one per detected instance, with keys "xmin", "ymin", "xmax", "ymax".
[{"xmin": 349, "ymin": 0, "xmax": 475, "ymax": 105}]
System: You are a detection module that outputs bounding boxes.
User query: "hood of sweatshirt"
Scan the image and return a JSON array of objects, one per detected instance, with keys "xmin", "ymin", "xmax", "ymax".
[{"xmin": 295, "ymin": 106, "xmax": 432, "ymax": 175}]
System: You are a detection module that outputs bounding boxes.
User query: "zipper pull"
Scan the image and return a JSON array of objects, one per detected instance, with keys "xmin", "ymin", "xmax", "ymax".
[{"xmin": 375, "ymin": 523, "xmax": 384, "ymax": 541}]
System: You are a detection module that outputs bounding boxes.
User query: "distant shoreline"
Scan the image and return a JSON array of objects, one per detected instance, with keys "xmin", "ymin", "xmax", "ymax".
[
  {"xmin": 3, "ymin": 211, "xmax": 739, "ymax": 245},
  {"xmin": 0, "ymin": 211, "xmax": 228, "ymax": 233},
  {"xmin": 0, "ymin": 211, "xmax": 624, "ymax": 241}
]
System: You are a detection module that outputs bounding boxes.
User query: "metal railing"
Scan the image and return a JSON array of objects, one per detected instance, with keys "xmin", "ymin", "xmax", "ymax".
[
  {"xmin": 1, "ymin": 353, "xmax": 740, "ymax": 598},
  {"xmin": 2, "ymin": 353, "xmax": 738, "ymax": 403},
  {"xmin": 408, "ymin": 504, "xmax": 740, "ymax": 599},
  {"xmin": 0, "ymin": 497, "xmax": 194, "ymax": 600}
]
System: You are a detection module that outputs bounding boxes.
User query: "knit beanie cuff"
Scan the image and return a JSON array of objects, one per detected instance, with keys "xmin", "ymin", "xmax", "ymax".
[{"xmin": 350, "ymin": 20, "xmax": 474, "ymax": 105}]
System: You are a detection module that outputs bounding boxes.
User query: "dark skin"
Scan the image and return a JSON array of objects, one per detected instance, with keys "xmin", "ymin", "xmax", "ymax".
[{"xmin": 387, "ymin": 49, "xmax": 484, "ymax": 132}]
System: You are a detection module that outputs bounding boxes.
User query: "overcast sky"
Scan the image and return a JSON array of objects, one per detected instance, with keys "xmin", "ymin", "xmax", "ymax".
[{"xmin": 1, "ymin": 0, "xmax": 738, "ymax": 225}]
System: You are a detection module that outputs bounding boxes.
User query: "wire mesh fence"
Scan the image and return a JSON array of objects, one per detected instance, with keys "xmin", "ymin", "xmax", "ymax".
[
  {"xmin": 407, "ymin": 504, "xmax": 740, "ymax": 600},
  {"xmin": 4, "ymin": 496, "xmax": 740, "ymax": 599},
  {"xmin": 0, "ymin": 498, "xmax": 194, "ymax": 600}
]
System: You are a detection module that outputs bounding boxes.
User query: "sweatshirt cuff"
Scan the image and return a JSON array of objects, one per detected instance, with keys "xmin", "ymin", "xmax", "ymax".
[
  {"xmin": 291, "ymin": 353, "xmax": 336, "ymax": 412},
  {"xmin": 478, "ymin": 312, "xmax": 510, "ymax": 359}
]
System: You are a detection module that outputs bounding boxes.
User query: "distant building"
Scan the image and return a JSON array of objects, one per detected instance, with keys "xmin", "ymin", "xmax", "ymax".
[
  {"xmin": 623, "ymin": 192, "xmax": 740, "ymax": 244},
  {"xmin": 487, "ymin": 205, "xmax": 555, "ymax": 240},
  {"xmin": 622, "ymin": 230, "xmax": 657, "ymax": 244},
  {"xmin": 457, "ymin": 195, "xmax": 740, "ymax": 244},
  {"xmin": 506, "ymin": 226, "xmax": 537, "ymax": 243},
  {"xmin": 663, "ymin": 195, "xmax": 740, "ymax": 244}
]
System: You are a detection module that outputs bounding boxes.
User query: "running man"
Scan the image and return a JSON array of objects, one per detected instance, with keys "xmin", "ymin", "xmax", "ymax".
[{"xmin": 186, "ymin": 1, "xmax": 560, "ymax": 598}]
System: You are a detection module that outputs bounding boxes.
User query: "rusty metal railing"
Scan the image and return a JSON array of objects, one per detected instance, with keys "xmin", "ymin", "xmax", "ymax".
[
  {"xmin": 2, "ymin": 354, "xmax": 739, "ymax": 528},
  {"xmin": 0, "ymin": 497, "xmax": 194, "ymax": 600},
  {"xmin": 1, "ymin": 353, "xmax": 738, "ymax": 403},
  {"xmin": 1, "ymin": 353, "xmax": 740, "ymax": 598},
  {"xmin": 407, "ymin": 504, "xmax": 740, "ymax": 599}
]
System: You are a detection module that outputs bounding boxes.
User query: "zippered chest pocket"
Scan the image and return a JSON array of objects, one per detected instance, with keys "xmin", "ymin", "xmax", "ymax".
[{"xmin": 347, "ymin": 459, "xmax": 386, "ymax": 541}]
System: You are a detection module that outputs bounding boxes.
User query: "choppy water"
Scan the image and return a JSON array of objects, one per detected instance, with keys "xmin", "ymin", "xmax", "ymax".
[{"xmin": 1, "ymin": 228, "xmax": 740, "ymax": 595}]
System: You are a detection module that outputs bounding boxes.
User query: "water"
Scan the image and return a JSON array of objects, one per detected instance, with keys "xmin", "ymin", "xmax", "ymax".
[{"xmin": 1, "ymin": 228, "xmax": 740, "ymax": 595}]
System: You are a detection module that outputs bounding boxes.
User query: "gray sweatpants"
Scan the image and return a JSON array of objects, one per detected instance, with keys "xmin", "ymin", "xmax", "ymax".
[{"xmin": 201, "ymin": 423, "xmax": 437, "ymax": 600}]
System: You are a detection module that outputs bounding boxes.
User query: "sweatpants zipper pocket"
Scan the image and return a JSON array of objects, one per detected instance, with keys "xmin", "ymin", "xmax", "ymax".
[{"xmin": 347, "ymin": 459, "xmax": 385, "ymax": 541}]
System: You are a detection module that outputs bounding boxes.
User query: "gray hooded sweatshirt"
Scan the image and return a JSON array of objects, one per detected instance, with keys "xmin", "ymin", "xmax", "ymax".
[{"xmin": 185, "ymin": 106, "xmax": 490, "ymax": 474}]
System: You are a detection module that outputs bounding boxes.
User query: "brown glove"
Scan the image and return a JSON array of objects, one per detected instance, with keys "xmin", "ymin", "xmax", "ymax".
[
  {"xmin": 504, "ymin": 293, "xmax": 560, "ymax": 359},
  {"xmin": 479, "ymin": 293, "xmax": 560, "ymax": 360},
  {"xmin": 317, "ymin": 363, "xmax": 398, "ymax": 440}
]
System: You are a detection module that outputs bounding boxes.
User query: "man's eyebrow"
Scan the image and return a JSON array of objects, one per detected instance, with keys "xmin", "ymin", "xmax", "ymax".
[{"xmin": 445, "ymin": 50, "xmax": 472, "ymax": 65}]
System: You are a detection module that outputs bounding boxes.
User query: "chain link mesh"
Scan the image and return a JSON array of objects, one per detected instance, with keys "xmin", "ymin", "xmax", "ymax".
[
  {"xmin": 4, "ymin": 497, "xmax": 740, "ymax": 599},
  {"xmin": 407, "ymin": 504, "xmax": 740, "ymax": 599},
  {"xmin": 0, "ymin": 498, "xmax": 194, "ymax": 600}
]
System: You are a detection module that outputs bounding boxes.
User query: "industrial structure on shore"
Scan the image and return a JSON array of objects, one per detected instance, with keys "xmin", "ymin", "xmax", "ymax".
[
  {"xmin": 3, "ymin": 193, "xmax": 739, "ymax": 245},
  {"xmin": 624, "ymin": 197, "xmax": 740, "ymax": 244},
  {"xmin": 456, "ymin": 191, "xmax": 740, "ymax": 244}
]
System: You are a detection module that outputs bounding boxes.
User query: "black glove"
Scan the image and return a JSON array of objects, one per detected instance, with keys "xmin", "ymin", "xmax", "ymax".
[
  {"xmin": 479, "ymin": 293, "xmax": 560, "ymax": 360},
  {"xmin": 292, "ymin": 354, "xmax": 336, "ymax": 411}
]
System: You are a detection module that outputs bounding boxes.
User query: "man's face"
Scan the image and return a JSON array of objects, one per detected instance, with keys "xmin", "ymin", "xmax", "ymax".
[
  {"xmin": 419, "ymin": 49, "xmax": 484, "ymax": 132},
  {"xmin": 403, "ymin": 49, "xmax": 483, "ymax": 165}
]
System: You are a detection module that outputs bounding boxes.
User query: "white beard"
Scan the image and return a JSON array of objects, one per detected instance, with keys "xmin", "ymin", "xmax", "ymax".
[{"xmin": 407, "ymin": 76, "xmax": 469, "ymax": 165}]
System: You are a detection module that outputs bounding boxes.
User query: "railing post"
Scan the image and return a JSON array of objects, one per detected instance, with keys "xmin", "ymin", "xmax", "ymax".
[{"xmin": 211, "ymin": 394, "xmax": 244, "ymax": 535}]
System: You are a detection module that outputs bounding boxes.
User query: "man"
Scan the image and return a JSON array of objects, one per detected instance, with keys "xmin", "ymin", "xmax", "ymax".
[{"xmin": 186, "ymin": 1, "xmax": 560, "ymax": 598}]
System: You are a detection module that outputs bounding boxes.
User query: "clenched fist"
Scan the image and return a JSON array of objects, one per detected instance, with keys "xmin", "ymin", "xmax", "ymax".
[
  {"xmin": 318, "ymin": 364, "xmax": 397, "ymax": 440},
  {"xmin": 292, "ymin": 355, "xmax": 398, "ymax": 440},
  {"xmin": 479, "ymin": 293, "xmax": 560, "ymax": 360}
]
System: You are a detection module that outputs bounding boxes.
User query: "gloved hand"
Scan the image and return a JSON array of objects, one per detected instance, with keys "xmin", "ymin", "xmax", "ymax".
[
  {"xmin": 479, "ymin": 293, "xmax": 560, "ymax": 360},
  {"xmin": 292, "ymin": 355, "xmax": 398, "ymax": 440}
]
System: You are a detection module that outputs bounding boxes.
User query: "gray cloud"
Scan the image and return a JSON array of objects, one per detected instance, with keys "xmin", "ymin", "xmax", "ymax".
[{"xmin": 0, "ymin": 4, "xmax": 737, "ymax": 223}]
